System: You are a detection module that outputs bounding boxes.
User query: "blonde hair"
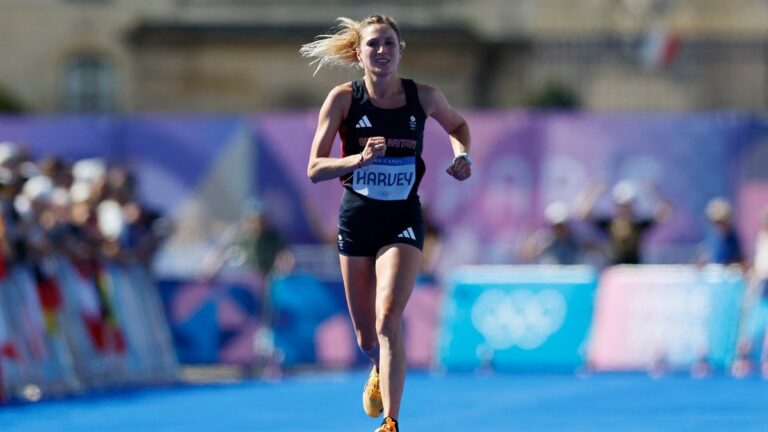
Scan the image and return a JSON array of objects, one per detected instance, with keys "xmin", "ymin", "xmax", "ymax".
[{"xmin": 300, "ymin": 15, "xmax": 406, "ymax": 75}]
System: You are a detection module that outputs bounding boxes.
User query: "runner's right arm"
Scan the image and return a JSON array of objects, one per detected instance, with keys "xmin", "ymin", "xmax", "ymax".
[{"xmin": 307, "ymin": 85, "xmax": 388, "ymax": 183}]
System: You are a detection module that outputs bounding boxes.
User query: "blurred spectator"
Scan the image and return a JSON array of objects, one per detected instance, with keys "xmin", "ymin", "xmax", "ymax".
[
  {"xmin": 731, "ymin": 209, "xmax": 768, "ymax": 378},
  {"xmin": 237, "ymin": 199, "xmax": 287, "ymax": 277},
  {"xmin": 38, "ymin": 157, "xmax": 74, "ymax": 190},
  {"xmin": 0, "ymin": 167, "xmax": 23, "ymax": 265},
  {"xmin": 752, "ymin": 209, "xmax": 768, "ymax": 291},
  {"xmin": 202, "ymin": 198, "xmax": 288, "ymax": 280},
  {"xmin": 123, "ymin": 200, "xmax": 171, "ymax": 266},
  {"xmin": 0, "ymin": 145, "xmax": 169, "ymax": 271},
  {"xmin": 577, "ymin": 179, "xmax": 672, "ymax": 265},
  {"xmin": 0, "ymin": 141, "xmax": 22, "ymax": 172},
  {"xmin": 72, "ymin": 158, "xmax": 106, "ymax": 186},
  {"xmin": 17, "ymin": 174, "xmax": 55, "ymax": 259},
  {"xmin": 520, "ymin": 201, "xmax": 588, "ymax": 265},
  {"xmin": 0, "ymin": 142, "xmax": 177, "ymax": 387},
  {"xmin": 96, "ymin": 198, "xmax": 125, "ymax": 259},
  {"xmin": 105, "ymin": 166, "xmax": 136, "ymax": 205},
  {"xmin": 751, "ymin": 210, "xmax": 768, "ymax": 377},
  {"xmin": 58, "ymin": 184, "xmax": 102, "ymax": 263},
  {"xmin": 698, "ymin": 197, "xmax": 743, "ymax": 266}
]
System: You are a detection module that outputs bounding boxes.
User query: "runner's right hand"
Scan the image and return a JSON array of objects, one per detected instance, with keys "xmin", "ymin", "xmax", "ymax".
[{"xmin": 361, "ymin": 136, "xmax": 387, "ymax": 165}]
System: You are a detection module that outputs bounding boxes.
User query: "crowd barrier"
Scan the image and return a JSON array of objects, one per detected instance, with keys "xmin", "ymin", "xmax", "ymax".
[
  {"xmin": 271, "ymin": 273, "xmax": 443, "ymax": 370},
  {"xmin": 160, "ymin": 271, "xmax": 442, "ymax": 370},
  {"xmin": 588, "ymin": 265, "xmax": 744, "ymax": 371},
  {"xmin": 5, "ymin": 262, "xmax": 765, "ymax": 404},
  {"xmin": 166, "ymin": 263, "xmax": 763, "ymax": 375},
  {"xmin": 0, "ymin": 258, "xmax": 177, "ymax": 403},
  {"xmin": 738, "ymin": 278, "xmax": 768, "ymax": 369},
  {"xmin": 68, "ymin": 261, "xmax": 768, "ymax": 377},
  {"xmin": 157, "ymin": 274, "xmax": 274, "ymax": 366}
]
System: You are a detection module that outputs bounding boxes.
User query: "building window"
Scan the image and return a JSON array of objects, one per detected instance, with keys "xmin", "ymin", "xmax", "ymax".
[{"xmin": 61, "ymin": 54, "xmax": 116, "ymax": 113}]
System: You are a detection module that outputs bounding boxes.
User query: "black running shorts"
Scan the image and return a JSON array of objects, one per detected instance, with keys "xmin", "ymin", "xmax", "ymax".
[{"xmin": 337, "ymin": 189, "xmax": 424, "ymax": 257}]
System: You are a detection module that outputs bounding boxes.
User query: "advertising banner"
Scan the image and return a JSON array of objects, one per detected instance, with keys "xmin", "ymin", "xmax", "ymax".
[
  {"xmin": 588, "ymin": 265, "xmax": 745, "ymax": 371},
  {"xmin": 437, "ymin": 265, "xmax": 598, "ymax": 372},
  {"xmin": 270, "ymin": 273, "xmax": 442, "ymax": 369}
]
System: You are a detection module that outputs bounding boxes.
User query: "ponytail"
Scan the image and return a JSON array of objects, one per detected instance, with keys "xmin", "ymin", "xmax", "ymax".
[{"xmin": 300, "ymin": 15, "xmax": 405, "ymax": 76}]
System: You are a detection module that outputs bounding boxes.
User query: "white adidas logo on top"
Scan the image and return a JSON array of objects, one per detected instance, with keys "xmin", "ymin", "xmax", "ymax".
[
  {"xmin": 355, "ymin": 115, "xmax": 373, "ymax": 128},
  {"xmin": 397, "ymin": 227, "xmax": 417, "ymax": 240}
]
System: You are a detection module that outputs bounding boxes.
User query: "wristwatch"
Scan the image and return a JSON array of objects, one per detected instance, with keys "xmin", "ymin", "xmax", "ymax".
[{"xmin": 452, "ymin": 152, "xmax": 472, "ymax": 166}]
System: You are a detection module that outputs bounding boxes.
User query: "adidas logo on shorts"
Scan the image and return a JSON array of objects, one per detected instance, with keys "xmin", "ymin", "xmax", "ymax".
[
  {"xmin": 355, "ymin": 115, "xmax": 373, "ymax": 128},
  {"xmin": 397, "ymin": 227, "xmax": 416, "ymax": 240}
]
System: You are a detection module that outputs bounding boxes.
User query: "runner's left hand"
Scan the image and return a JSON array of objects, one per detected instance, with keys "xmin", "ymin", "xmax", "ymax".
[{"xmin": 447, "ymin": 157, "xmax": 471, "ymax": 181}]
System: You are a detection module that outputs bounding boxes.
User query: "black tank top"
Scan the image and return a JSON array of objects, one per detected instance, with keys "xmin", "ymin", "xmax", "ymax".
[{"xmin": 339, "ymin": 78, "xmax": 427, "ymax": 202}]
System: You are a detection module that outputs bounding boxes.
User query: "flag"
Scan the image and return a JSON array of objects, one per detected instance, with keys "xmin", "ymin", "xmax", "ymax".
[
  {"xmin": 0, "ymin": 311, "xmax": 19, "ymax": 361},
  {"xmin": 72, "ymin": 259, "xmax": 126, "ymax": 354},
  {"xmin": 640, "ymin": 25, "xmax": 681, "ymax": 69},
  {"xmin": 33, "ymin": 264, "xmax": 63, "ymax": 334}
]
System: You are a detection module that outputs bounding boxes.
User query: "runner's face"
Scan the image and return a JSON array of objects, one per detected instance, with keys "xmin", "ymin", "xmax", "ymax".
[{"xmin": 358, "ymin": 24, "xmax": 401, "ymax": 75}]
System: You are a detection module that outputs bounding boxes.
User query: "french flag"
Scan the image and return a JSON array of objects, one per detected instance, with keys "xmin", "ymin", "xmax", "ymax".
[{"xmin": 640, "ymin": 25, "xmax": 681, "ymax": 69}]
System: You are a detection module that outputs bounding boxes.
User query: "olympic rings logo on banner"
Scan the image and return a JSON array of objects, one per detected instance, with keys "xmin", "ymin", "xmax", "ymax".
[{"xmin": 471, "ymin": 289, "xmax": 567, "ymax": 350}]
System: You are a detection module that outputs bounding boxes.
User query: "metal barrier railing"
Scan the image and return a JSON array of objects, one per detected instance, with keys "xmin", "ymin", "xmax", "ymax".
[{"xmin": 0, "ymin": 257, "xmax": 177, "ymax": 403}]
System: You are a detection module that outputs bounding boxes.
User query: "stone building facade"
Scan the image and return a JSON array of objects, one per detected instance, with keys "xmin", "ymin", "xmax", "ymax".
[{"xmin": 1, "ymin": 0, "xmax": 766, "ymax": 112}]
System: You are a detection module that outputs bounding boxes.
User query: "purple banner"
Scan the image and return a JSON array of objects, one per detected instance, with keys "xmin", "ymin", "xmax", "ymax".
[
  {"xmin": 0, "ymin": 113, "xmax": 765, "ymax": 269},
  {"xmin": 252, "ymin": 112, "xmax": 766, "ymax": 270}
]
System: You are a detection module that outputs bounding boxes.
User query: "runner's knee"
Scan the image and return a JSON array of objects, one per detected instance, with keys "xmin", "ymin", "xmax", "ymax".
[
  {"xmin": 376, "ymin": 308, "xmax": 403, "ymax": 339},
  {"xmin": 356, "ymin": 330, "xmax": 378, "ymax": 353}
]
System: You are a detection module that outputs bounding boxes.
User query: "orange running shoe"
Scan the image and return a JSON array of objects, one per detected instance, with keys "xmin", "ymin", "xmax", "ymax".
[
  {"xmin": 362, "ymin": 366, "xmax": 383, "ymax": 417},
  {"xmin": 374, "ymin": 417, "xmax": 399, "ymax": 432}
]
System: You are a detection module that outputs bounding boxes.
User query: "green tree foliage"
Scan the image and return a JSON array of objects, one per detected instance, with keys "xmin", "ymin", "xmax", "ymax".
[
  {"xmin": 0, "ymin": 84, "xmax": 25, "ymax": 113},
  {"xmin": 525, "ymin": 81, "xmax": 580, "ymax": 110}
]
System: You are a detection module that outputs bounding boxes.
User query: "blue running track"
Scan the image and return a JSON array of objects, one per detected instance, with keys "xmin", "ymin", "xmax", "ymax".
[{"xmin": 1, "ymin": 371, "xmax": 766, "ymax": 431}]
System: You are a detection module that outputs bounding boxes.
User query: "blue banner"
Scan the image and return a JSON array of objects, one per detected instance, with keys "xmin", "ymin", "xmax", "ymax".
[{"xmin": 437, "ymin": 265, "xmax": 598, "ymax": 372}]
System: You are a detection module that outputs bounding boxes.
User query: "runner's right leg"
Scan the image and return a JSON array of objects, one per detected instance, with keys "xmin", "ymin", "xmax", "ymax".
[{"xmin": 340, "ymin": 255, "xmax": 382, "ymax": 417}]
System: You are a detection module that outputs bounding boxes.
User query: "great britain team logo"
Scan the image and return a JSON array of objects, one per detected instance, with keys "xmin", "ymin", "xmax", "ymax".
[{"xmin": 409, "ymin": 115, "xmax": 417, "ymax": 131}]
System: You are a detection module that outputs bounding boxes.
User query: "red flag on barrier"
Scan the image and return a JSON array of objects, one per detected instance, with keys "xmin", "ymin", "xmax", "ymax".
[
  {"xmin": 0, "ymin": 341, "xmax": 19, "ymax": 360},
  {"xmin": 0, "ymin": 307, "xmax": 19, "ymax": 361},
  {"xmin": 34, "ymin": 267, "xmax": 63, "ymax": 312},
  {"xmin": 34, "ymin": 265, "xmax": 64, "ymax": 334},
  {"xmin": 0, "ymin": 254, "xmax": 7, "ymax": 281},
  {"xmin": 75, "ymin": 260, "xmax": 127, "ymax": 355}
]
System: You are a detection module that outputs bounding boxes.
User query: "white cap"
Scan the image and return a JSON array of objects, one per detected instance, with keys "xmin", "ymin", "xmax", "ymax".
[
  {"xmin": 22, "ymin": 175, "xmax": 53, "ymax": 203},
  {"xmin": 612, "ymin": 180, "xmax": 638, "ymax": 205},
  {"xmin": 19, "ymin": 161, "xmax": 40, "ymax": 179},
  {"xmin": 97, "ymin": 199, "xmax": 125, "ymax": 240},
  {"xmin": 544, "ymin": 201, "xmax": 570, "ymax": 225},
  {"xmin": 73, "ymin": 158, "xmax": 107, "ymax": 184},
  {"xmin": 0, "ymin": 141, "xmax": 20, "ymax": 166}
]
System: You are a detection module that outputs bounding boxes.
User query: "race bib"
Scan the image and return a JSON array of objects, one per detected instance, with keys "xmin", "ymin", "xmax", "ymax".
[{"xmin": 352, "ymin": 157, "xmax": 416, "ymax": 201}]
